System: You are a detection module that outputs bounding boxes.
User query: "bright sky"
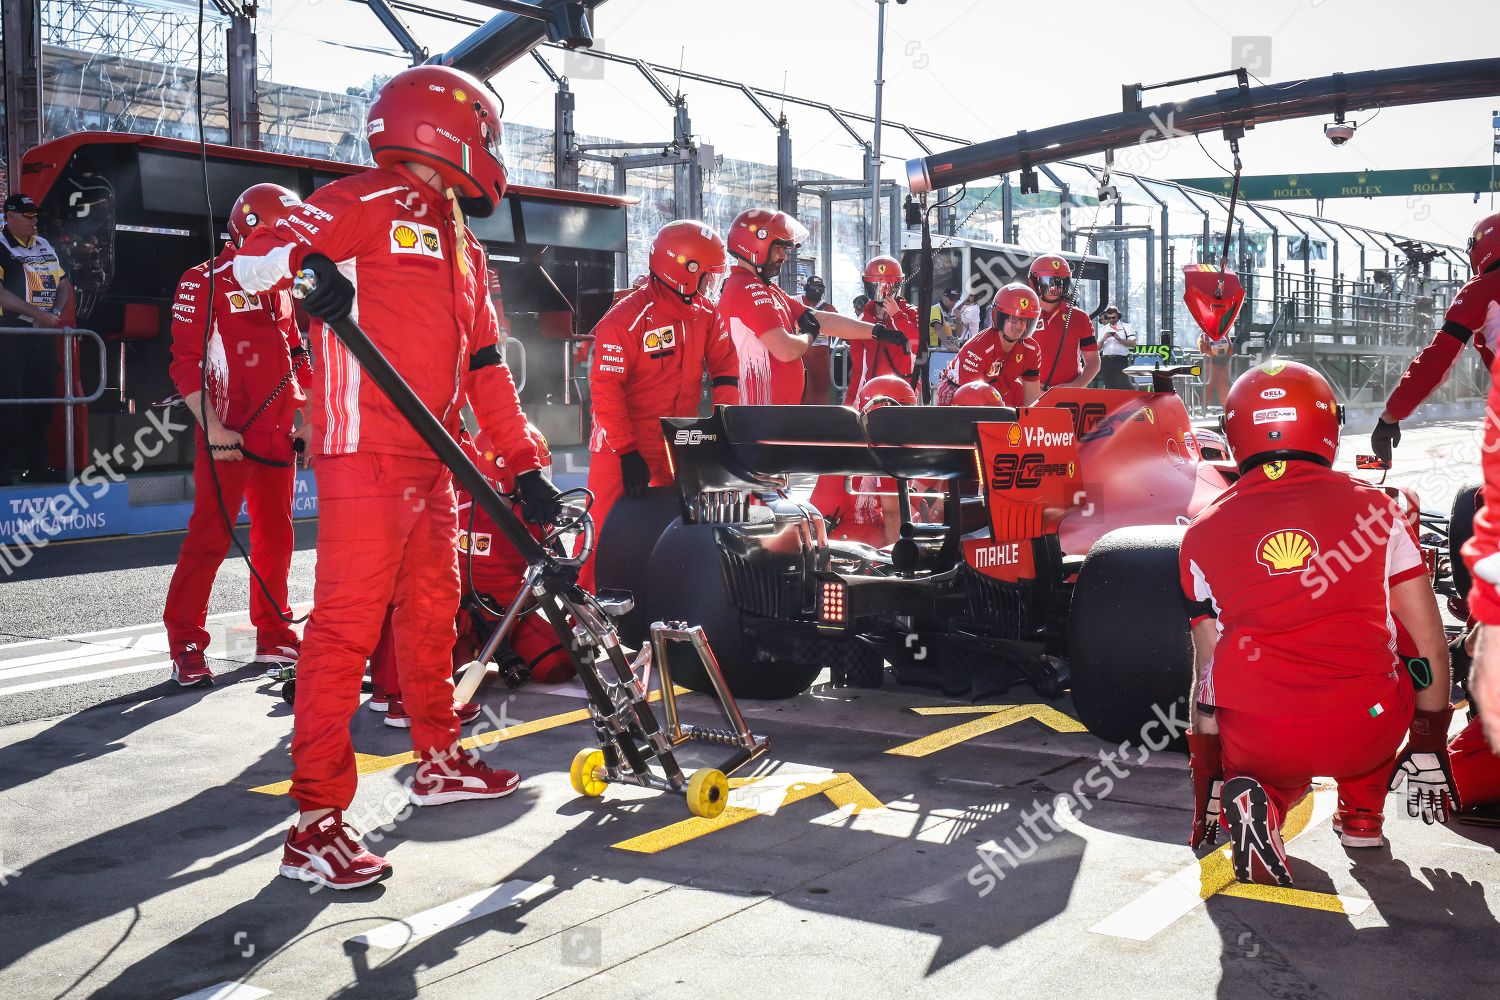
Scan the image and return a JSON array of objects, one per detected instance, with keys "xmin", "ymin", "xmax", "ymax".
[{"xmin": 267, "ymin": 0, "xmax": 1500, "ymax": 249}]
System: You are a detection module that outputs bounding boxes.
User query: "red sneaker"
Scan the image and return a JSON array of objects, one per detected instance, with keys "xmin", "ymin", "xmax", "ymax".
[
  {"xmin": 170, "ymin": 648, "xmax": 213, "ymax": 687},
  {"xmin": 1333, "ymin": 808, "xmax": 1384, "ymax": 848},
  {"xmin": 278, "ymin": 812, "xmax": 391, "ymax": 890},
  {"xmin": 1221, "ymin": 776, "xmax": 1293, "ymax": 887},
  {"xmin": 409, "ymin": 751, "xmax": 519, "ymax": 807},
  {"xmin": 255, "ymin": 640, "xmax": 300, "ymax": 666},
  {"xmin": 384, "ymin": 696, "xmax": 411, "ymax": 729},
  {"xmin": 455, "ymin": 701, "xmax": 483, "ymax": 726},
  {"xmin": 367, "ymin": 684, "xmax": 390, "ymax": 713}
]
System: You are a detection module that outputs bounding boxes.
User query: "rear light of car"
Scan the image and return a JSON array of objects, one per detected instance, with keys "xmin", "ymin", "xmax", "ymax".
[{"xmin": 820, "ymin": 580, "xmax": 847, "ymax": 624}]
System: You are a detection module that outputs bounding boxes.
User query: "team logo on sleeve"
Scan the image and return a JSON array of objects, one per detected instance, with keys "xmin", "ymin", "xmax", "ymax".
[
  {"xmin": 225, "ymin": 291, "xmax": 262, "ymax": 313},
  {"xmin": 391, "ymin": 220, "xmax": 444, "ymax": 259},
  {"xmin": 1257, "ymin": 528, "xmax": 1317, "ymax": 574},
  {"xmin": 642, "ymin": 325, "xmax": 677, "ymax": 357}
]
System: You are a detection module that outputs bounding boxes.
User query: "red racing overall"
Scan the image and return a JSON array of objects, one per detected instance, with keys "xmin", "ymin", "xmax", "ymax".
[
  {"xmin": 163, "ymin": 244, "xmax": 303, "ymax": 657},
  {"xmin": 235, "ymin": 164, "xmax": 540, "ymax": 813},
  {"xmin": 1181, "ymin": 461, "xmax": 1425, "ymax": 824}
]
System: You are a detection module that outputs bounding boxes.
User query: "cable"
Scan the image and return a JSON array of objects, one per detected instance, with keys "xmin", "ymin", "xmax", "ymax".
[
  {"xmin": 1194, "ymin": 133, "xmax": 1233, "ymax": 176},
  {"xmin": 195, "ymin": 0, "xmax": 307, "ymax": 635}
]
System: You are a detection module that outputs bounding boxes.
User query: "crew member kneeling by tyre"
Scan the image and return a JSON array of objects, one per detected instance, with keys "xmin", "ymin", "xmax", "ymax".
[
  {"xmin": 1180, "ymin": 360, "xmax": 1457, "ymax": 886},
  {"xmin": 935, "ymin": 282, "xmax": 1042, "ymax": 407},
  {"xmin": 578, "ymin": 221, "xmax": 740, "ymax": 592},
  {"xmin": 234, "ymin": 65, "xmax": 563, "ymax": 891}
]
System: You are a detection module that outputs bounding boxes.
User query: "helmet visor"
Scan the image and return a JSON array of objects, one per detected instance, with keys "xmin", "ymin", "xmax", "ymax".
[{"xmin": 698, "ymin": 268, "xmax": 726, "ymax": 304}]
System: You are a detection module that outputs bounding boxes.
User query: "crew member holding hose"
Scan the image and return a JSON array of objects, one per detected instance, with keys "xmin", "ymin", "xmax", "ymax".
[{"xmin": 234, "ymin": 65, "xmax": 562, "ymax": 890}]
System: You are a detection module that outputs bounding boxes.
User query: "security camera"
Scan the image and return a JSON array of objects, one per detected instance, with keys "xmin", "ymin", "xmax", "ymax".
[{"xmin": 1324, "ymin": 120, "xmax": 1356, "ymax": 146}]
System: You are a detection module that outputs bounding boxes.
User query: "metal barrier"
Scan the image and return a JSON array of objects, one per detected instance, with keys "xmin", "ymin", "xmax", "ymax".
[{"xmin": 0, "ymin": 326, "xmax": 109, "ymax": 480}]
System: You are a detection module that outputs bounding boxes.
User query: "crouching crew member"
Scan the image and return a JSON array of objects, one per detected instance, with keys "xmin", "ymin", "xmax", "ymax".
[
  {"xmin": 1181, "ymin": 361, "xmax": 1456, "ymax": 886},
  {"xmin": 718, "ymin": 208, "xmax": 910, "ymax": 405},
  {"xmin": 1370, "ymin": 210, "xmax": 1500, "ymax": 467},
  {"xmin": 843, "ymin": 255, "xmax": 920, "ymax": 404},
  {"xmin": 935, "ymin": 282, "xmax": 1042, "ymax": 407},
  {"xmin": 163, "ymin": 183, "xmax": 307, "ymax": 687},
  {"xmin": 234, "ymin": 65, "xmax": 562, "ymax": 890},
  {"xmin": 579, "ymin": 220, "xmax": 740, "ymax": 592}
]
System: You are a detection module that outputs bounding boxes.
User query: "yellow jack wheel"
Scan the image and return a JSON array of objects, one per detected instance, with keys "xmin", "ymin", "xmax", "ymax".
[
  {"xmin": 569, "ymin": 748, "xmax": 608, "ymax": 798},
  {"xmin": 686, "ymin": 768, "xmax": 730, "ymax": 819}
]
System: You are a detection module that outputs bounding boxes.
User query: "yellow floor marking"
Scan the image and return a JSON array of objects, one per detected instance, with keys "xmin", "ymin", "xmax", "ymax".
[
  {"xmin": 612, "ymin": 773, "xmax": 884, "ymax": 854},
  {"xmin": 249, "ymin": 688, "xmax": 684, "ymax": 796},
  {"xmin": 1092, "ymin": 785, "xmax": 1371, "ymax": 939},
  {"xmin": 885, "ymin": 704, "xmax": 1086, "ymax": 758}
]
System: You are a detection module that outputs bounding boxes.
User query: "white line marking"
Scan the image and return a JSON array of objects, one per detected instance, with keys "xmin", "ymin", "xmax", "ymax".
[
  {"xmin": 0, "ymin": 646, "xmax": 167, "ymax": 682},
  {"xmin": 346, "ymin": 878, "xmax": 554, "ymax": 951},
  {"xmin": 171, "ymin": 983, "xmax": 271, "ymax": 1000},
  {"xmin": 0, "ymin": 661, "xmax": 173, "ymax": 696},
  {"xmin": 0, "ymin": 604, "xmax": 310, "ymax": 653}
]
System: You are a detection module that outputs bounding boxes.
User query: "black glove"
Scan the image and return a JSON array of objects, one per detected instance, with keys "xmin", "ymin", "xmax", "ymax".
[
  {"xmin": 298, "ymin": 253, "xmax": 355, "ymax": 323},
  {"xmin": 619, "ymin": 450, "xmax": 652, "ymax": 498},
  {"xmin": 1370, "ymin": 418, "xmax": 1401, "ymax": 468},
  {"xmin": 515, "ymin": 468, "xmax": 562, "ymax": 525},
  {"xmin": 871, "ymin": 324, "xmax": 910, "ymax": 352},
  {"xmin": 797, "ymin": 309, "xmax": 822, "ymax": 336}
]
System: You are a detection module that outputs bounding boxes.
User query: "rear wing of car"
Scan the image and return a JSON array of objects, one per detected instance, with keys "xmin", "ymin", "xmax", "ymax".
[{"xmin": 660, "ymin": 404, "xmax": 1023, "ymax": 507}]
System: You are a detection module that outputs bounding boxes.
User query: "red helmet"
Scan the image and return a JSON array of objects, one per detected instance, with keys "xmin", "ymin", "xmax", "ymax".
[
  {"xmin": 367, "ymin": 65, "xmax": 507, "ymax": 217},
  {"xmin": 992, "ymin": 282, "xmax": 1042, "ymax": 325},
  {"xmin": 855, "ymin": 374, "xmax": 917, "ymax": 412},
  {"xmin": 649, "ymin": 220, "xmax": 727, "ymax": 302},
  {"xmin": 864, "ymin": 255, "xmax": 904, "ymax": 297},
  {"xmin": 951, "ymin": 380, "xmax": 1006, "ymax": 407},
  {"xmin": 228, "ymin": 183, "xmax": 300, "ymax": 245},
  {"xmin": 1028, "ymin": 254, "xmax": 1073, "ymax": 300},
  {"xmin": 1222, "ymin": 360, "xmax": 1342, "ymax": 471},
  {"xmin": 1468, "ymin": 210, "xmax": 1500, "ymax": 275},
  {"xmin": 727, "ymin": 208, "xmax": 809, "ymax": 280}
]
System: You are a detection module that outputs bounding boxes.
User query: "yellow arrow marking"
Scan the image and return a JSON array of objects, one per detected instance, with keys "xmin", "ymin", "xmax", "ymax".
[
  {"xmin": 611, "ymin": 773, "xmax": 884, "ymax": 854},
  {"xmin": 885, "ymin": 704, "xmax": 1086, "ymax": 758},
  {"xmin": 249, "ymin": 688, "xmax": 685, "ymax": 796}
]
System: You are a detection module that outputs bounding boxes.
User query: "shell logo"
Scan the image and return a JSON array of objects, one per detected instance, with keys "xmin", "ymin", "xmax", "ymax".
[
  {"xmin": 453, "ymin": 89, "xmax": 468, "ymax": 102},
  {"xmin": 1007, "ymin": 424, "xmax": 1022, "ymax": 447},
  {"xmin": 228, "ymin": 293, "xmax": 246, "ymax": 309},
  {"xmin": 644, "ymin": 332, "xmax": 661, "ymax": 350},
  {"xmin": 392, "ymin": 225, "xmax": 419, "ymax": 249},
  {"xmin": 1257, "ymin": 528, "xmax": 1317, "ymax": 574},
  {"xmin": 1263, "ymin": 460, "xmax": 1287, "ymax": 480}
]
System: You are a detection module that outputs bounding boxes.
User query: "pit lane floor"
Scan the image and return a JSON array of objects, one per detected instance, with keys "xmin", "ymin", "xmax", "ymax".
[{"xmin": 0, "ymin": 422, "xmax": 1496, "ymax": 999}]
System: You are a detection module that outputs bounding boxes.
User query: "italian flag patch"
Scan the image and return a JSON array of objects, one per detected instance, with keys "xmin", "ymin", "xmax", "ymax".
[{"xmin": 1369, "ymin": 703, "xmax": 1384, "ymax": 718}]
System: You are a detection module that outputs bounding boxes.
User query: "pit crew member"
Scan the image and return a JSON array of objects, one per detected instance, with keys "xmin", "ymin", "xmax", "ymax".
[
  {"xmin": 843, "ymin": 255, "xmax": 920, "ymax": 404},
  {"xmin": 163, "ymin": 183, "xmax": 306, "ymax": 686},
  {"xmin": 800, "ymin": 274, "xmax": 837, "ymax": 314},
  {"xmin": 1197, "ymin": 323, "xmax": 1234, "ymax": 410},
  {"xmin": 1370, "ymin": 209, "xmax": 1500, "ymax": 467},
  {"xmin": 808, "ymin": 375, "xmax": 938, "ymax": 547},
  {"xmin": 1028, "ymin": 254, "xmax": 1100, "ymax": 390},
  {"xmin": 1181, "ymin": 361, "xmax": 1454, "ymax": 885},
  {"xmin": 935, "ymin": 282, "xmax": 1042, "ymax": 407},
  {"xmin": 719, "ymin": 208, "xmax": 908, "ymax": 405},
  {"xmin": 578, "ymin": 220, "xmax": 740, "ymax": 591},
  {"xmin": 234, "ymin": 64, "xmax": 561, "ymax": 890}
]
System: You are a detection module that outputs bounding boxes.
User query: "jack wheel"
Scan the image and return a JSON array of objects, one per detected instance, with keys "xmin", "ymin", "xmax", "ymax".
[
  {"xmin": 686, "ymin": 767, "xmax": 729, "ymax": 819},
  {"xmin": 569, "ymin": 748, "xmax": 608, "ymax": 798},
  {"xmin": 281, "ymin": 679, "xmax": 295, "ymax": 706}
]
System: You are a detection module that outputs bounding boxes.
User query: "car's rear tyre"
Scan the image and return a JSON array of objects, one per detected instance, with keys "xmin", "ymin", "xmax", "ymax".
[
  {"xmin": 1449, "ymin": 482, "xmax": 1481, "ymax": 601},
  {"xmin": 641, "ymin": 520, "xmax": 820, "ymax": 700},
  {"xmin": 1067, "ymin": 526, "xmax": 1193, "ymax": 747},
  {"xmin": 595, "ymin": 487, "xmax": 684, "ymax": 649}
]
